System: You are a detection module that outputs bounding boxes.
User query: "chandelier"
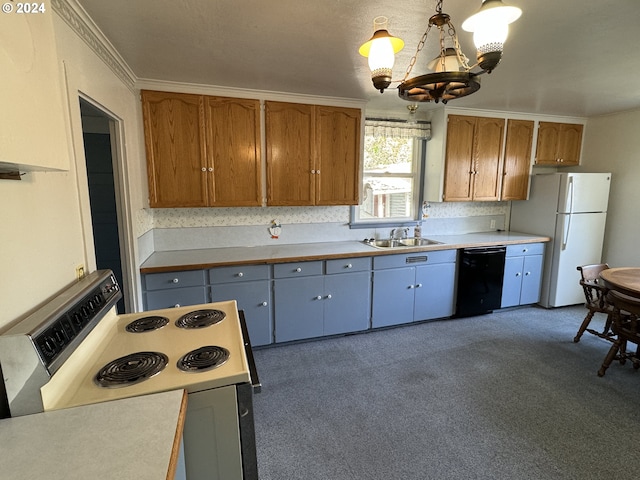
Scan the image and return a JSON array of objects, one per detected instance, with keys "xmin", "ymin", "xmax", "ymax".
[{"xmin": 358, "ymin": 0, "xmax": 522, "ymax": 104}]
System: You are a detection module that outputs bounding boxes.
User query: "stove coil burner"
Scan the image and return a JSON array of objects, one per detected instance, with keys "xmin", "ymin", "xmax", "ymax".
[
  {"xmin": 177, "ymin": 346, "xmax": 230, "ymax": 372},
  {"xmin": 125, "ymin": 316, "xmax": 169, "ymax": 333},
  {"xmin": 95, "ymin": 351, "xmax": 168, "ymax": 388},
  {"xmin": 175, "ymin": 309, "xmax": 226, "ymax": 329}
]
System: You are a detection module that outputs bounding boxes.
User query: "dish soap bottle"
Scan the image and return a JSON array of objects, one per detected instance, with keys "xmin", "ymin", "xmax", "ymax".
[{"xmin": 414, "ymin": 223, "xmax": 422, "ymax": 239}]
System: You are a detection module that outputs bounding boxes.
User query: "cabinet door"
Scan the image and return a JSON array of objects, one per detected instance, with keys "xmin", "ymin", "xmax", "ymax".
[
  {"xmin": 372, "ymin": 268, "xmax": 415, "ymax": 328},
  {"xmin": 501, "ymin": 256, "xmax": 524, "ymax": 308},
  {"xmin": 204, "ymin": 97, "xmax": 262, "ymax": 206},
  {"xmin": 323, "ymin": 271, "xmax": 371, "ymax": 335},
  {"xmin": 414, "ymin": 263, "xmax": 456, "ymax": 321},
  {"xmin": 443, "ymin": 115, "xmax": 476, "ymax": 201},
  {"xmin": 557, "ymin": 123, "xmax": 583, "ymax": 166},
  {"xmin": 265, "ymin": 101, "xmax": 315, "ymax": 206},
  {"xmin": 534, "ymin": 122, "xmax": 561, "ymax": 165},
  {"xmin": 472, "ymin": 117, "xmax": 505, "ymax": 201},
  {"xmin": 273, "ymin": 276, "xmax": 324, "ymax": 342},
  {"xmin": 142, "ymin": 91, "xmax": 208, "ymax": 207},
  {"xmin": 211, "ymin": 281, "xmax": 272, "ymax": 346},
  {"xmin": 315, "ymin": 106, "xmax": 361, "ymax": 205},
  {"xmin": 501, "ymin": 119, "xmax": 534, "ymax": 201},
  {"xmin": 520, "ymin": 254, "xmax": 543, "ymax": 304}
]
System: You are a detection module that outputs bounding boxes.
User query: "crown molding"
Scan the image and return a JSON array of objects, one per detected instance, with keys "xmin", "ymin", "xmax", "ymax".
[{"xmin": 51, "ymin": 0, "xmax": 137, "ymax": 92}]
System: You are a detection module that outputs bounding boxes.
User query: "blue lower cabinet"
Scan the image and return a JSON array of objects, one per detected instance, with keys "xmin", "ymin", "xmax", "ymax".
[
  {"xmin": 414, "ymin": 263, "xmax": 456, "ymax": 320},
  {"xmin": 273, "ymin": 276, "xmax": 325, "ymax": 342},
  {"xmin": 372, "ymin": 268, "xmax": 415, "ymax": 328},
  {"xmin": 372, "ymin": 251, "xmax": 456, "ymax": 327},
  {"xmin": 323, "ymin": 271, "xmax": 371, "ymax": 336},
  {"xmin": 273, "ymin": 259, "xmax": 372, "ymax": 342},
  {"xmin": 501, "ymin": 243, "xmax": 544, "ymax": 308},
  {"xmin": 211, "ymin": 280, "xmax": 272, "ymax": 346}
]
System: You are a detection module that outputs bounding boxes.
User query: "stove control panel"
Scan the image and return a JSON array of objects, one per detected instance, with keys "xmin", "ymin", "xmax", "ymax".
[{"xmin": 32, "ymin": 271, "xmax": 121, "ymax": 373}]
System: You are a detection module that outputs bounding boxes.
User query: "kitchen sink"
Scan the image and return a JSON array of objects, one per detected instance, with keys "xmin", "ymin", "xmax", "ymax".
[{"xmin": 364, "ymin": 238, "xmax": 443, "ymax": 249}]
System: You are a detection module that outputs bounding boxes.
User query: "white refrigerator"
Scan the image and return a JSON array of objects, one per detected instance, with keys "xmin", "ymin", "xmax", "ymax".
[{"xmin": 510, "ymin": 172, "xmax": 611, "ymax": 307}]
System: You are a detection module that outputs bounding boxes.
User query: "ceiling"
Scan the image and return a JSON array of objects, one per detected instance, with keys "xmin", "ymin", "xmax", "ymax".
[{"xmin": 75, "ymin": 0, "xmax": 640, "ymax": 118}]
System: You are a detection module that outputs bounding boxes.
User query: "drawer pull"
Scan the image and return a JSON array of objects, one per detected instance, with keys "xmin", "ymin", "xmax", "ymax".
[
  {"xmin": 326, "ymin": 294, "xmax": 332, "ymax": 299},
  {"xmin": 296, "ymin": 267, "xmax": 302, "ymax": 273},
  {"xmin": 174, "ymin": 304, "xmax": 181, "ymax": 308},
  {"xmin": 346, "ymin": 263, "xmax": 353, "ymax": 269},
  {"xmin": 172, "ymin": 278, "xmax": 179, "ymax": 284},
  {"xmin": 315, "ymin": 295, "xmax": 322, "ymax": 300},
  {"xmin": 237, "ymin": 272, "xmax": 244, "ymax": 277}
]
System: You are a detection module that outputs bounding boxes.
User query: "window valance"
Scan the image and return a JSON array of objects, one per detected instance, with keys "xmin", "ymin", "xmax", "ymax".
[{"xmin": 364, "ymin": 118, "xmax": 431, "ymax": 140}]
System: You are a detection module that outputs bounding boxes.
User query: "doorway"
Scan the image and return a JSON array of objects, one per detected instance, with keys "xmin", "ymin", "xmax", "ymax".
[{"xmin": 79, "ymin": 98, "xmax": 126, "ymax": 313}]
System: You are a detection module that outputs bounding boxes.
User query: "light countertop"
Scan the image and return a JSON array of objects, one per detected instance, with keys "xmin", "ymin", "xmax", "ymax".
[
  {"xmin": 140, "ymin": 231, "xmax": 549, "ymax": 273},
  {"xmin": 0, "ymin": 390, "xmax": 187, "ymax": 480}
]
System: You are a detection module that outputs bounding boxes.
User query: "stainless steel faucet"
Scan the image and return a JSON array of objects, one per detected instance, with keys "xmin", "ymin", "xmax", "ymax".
[{"xmin": 390, "ymin": 227, "xmax": 409, "ymax": 239}]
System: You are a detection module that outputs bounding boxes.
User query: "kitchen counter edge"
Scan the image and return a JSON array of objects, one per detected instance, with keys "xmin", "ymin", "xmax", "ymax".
[{"xmin": 140, "ymin": 232, "xmax": 550, "ymax": 274}]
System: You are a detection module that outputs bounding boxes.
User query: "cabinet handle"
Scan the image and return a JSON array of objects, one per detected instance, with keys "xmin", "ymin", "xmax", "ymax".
[
  {"xmin": 311, "ymin": 170, "xmax": 316, "ymax": 174},
  {"xmin": 172, "ymin": 278, "xmax": 179, "ymax": 284},
  {"xmin": 295, "ymin": 267, "xmax": 302, "ymax": 273},
  {"xmin": 201, "ymin": 167, "xmax": 206, "ymax": 172},
  {"xmin": 522, "ymin": 248, "xmax": 528, "ymax": 253},
  {"xmin": 208, "ymin": 167, "xmax": 214, "ymax": 172},
  {"xmin": 316, "ymin": 169, "xmax": 320, "ymax": 174},
  {"xmin": 326, "ymin": 294, "xmax": 332, "ymax": 299},
  {"xmin": 525, "ymin": 271, "xmax": 531, "ymax": 276},
  {"xmin": 174, "ymin": 304, "xmax": 181, "ymax": 308},
  {"xmin": 408, "ymin": 285, "xmax": 414, "ymax": 289},
  {"xmin": 415, "ymin": 283, "xmax": 423, "ymax": 288},
  {"xmin": 346, "ymin": 263, "xmax": 353, "ymax": 269},
  {"xmin": 315, "ymin": 295, "xmax": 322, "ymax": 300},
  {"xmin": 261, "ymin": 301, "xmax": 268, "ymax": 307},
  {"xmin": 237, "ymin": 272, "xmax": 244, "ymax": 277},
  {"xmin": 515, "ymin": 272, "xmax": 521, "ymax": 277}
]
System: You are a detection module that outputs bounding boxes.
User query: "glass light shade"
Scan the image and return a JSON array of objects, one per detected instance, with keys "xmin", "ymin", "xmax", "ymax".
[
  {"xmin": 367, "ymin": 37, "xmax": 397, "ymax": 72},
  {"xmin": 461, "ymin": 0, "xmax": 522, "ymax": 34},
  {"xmin": 427, "ymin": 48, "xmax": 465, "ymax": 72},
  {"xmin": 472, "ymin": 23, "xmax": 509, "ymax": 51}
]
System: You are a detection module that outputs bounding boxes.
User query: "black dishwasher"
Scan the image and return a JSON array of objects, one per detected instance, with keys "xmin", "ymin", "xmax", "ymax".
[{"xmin": 455, "ymin": 246, "xmax": 506, "ymax": 317}]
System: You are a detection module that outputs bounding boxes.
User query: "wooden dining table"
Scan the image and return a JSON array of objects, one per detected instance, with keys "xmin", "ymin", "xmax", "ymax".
[{"xmin": 600, "ymin": 267, "xmax": 640, "ymax": 298}]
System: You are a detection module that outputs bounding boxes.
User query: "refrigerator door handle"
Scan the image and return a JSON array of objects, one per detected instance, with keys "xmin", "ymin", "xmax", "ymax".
[
  {"xmin": 562, "ymin": 214, "xmax": 571, "ymax": 250},
  {"xmin": 567, "ymin": 176, "xmax": 575, "ymax": 213}
]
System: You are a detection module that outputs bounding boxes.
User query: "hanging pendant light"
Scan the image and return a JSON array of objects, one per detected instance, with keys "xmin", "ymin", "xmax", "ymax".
[
  {"xmin": 358, "ymin": 0, "xmax": 522, "ymax": 104},
  {"xmin": 358, "ymin": 16, "xmax": 404, "ymax": 93}
]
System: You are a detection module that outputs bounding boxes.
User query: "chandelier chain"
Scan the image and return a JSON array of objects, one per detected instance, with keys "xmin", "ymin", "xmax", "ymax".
[{"xmin": 402, "ymin": 25, "xmax": 432, "ymax": 82}]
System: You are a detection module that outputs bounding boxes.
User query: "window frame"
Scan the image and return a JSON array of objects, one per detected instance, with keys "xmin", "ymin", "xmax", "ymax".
[{"xmin": 350, "ymin": 134, "xmax": 427, "ymax": 229}]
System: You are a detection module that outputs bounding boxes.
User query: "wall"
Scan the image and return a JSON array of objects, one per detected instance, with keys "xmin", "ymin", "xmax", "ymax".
[
  {"xmin": 0, "ymin": 2, "xmax": 147, "ymax": 329},
  {"xmin": 578, "ymin": 108, "xmax": 640, "ymax": 267}
]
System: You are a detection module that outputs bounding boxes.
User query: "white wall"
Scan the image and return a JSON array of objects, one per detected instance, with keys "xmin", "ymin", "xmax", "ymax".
[
  {"xmin": 0, "ymin": 5, "xmax": 147, "ymax": 329},
  {"xmin": 578, "ymin": 108, "xmax": 640, "ymax": 267}
]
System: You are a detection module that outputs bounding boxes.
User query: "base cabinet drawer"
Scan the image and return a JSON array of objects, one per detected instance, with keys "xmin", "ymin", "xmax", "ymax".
[{"xmin": 145, "ymin": 286, "xmax": 208, "ymax": 310}]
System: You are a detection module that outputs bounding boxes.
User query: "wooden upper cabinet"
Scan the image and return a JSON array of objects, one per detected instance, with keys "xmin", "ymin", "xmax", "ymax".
[
  {"xmin": 443, "ymin": 115, "xmax": 476, "ymax": 201},
  {"xmin": 265, "ymin": 101, "xmax": 361, "ymax": 206},
  {"xmin": 265, "ymin": 101, "xmax": 315, "ymax": 206},
  {"xmin": 142, "ymin": 90, "xmax": 208, "ymax": 208},
  {"xmin": 501, "ymin": 119, "xmax": 534, "ymax": 201},
  {"xmin": 204, "ymin": 97, "xmax": 261, "ymax": 206},
  {"xmin": 315, "ymin": 106, "xmax": 361, "ymax": 205},
  {"xmin": 142, "ymin": 90, "xmax": 261, "ymax": 208},
  {"xmin": 534, "ymin": 121, "xmax": 583, "ymax": 166},
  {"xmin": 443, "ymin": 115, "xmax": 505, "ymax": 202}
]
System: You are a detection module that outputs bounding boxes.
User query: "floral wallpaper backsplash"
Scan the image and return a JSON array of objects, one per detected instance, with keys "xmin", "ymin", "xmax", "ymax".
[{"xmin": 134, "ymin": 202, "xmax": 509, "ymax": 238}]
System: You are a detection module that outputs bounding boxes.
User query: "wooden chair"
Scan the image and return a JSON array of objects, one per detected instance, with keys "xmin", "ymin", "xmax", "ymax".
[
  {"xmin": 597, "ymin": 290, "xmax": 640, "ymax": 377},
  {"xmin": 574, "ymin": 264, "xmax": 613, "ymax": 343}
]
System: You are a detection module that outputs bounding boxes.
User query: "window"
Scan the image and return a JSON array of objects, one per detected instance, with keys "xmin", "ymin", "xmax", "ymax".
[{"xmin": 351, "ymin": 119, "xmax": 430, "ymax": 226}]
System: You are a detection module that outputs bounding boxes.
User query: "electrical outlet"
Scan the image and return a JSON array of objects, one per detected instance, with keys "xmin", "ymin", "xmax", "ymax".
[
  {"xmin": 490, "ymin": 219, "xmax": 496, "ymax": 230},
  {"xmin": 76, "ymin": 265, "xmax": 85, "ymax": 280}
]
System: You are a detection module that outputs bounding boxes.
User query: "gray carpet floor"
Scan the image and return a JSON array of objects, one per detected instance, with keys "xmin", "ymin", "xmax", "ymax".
[{"xmin": 252, "ymin": 305, "xmax": 640, "ymax": 480}]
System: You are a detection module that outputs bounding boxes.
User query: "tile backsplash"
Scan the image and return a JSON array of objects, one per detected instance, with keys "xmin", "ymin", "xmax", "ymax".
[{"xmin": 136, "ymin": 202, "xmax": 509, "ymax": 255}]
